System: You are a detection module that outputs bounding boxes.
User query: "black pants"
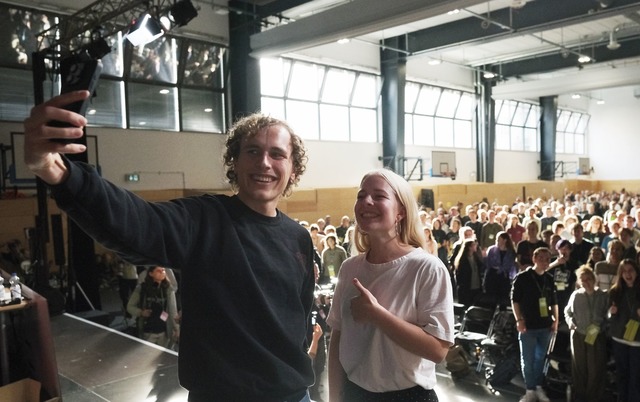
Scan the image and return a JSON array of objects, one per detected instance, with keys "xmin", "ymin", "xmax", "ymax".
[{"xmin": 344, "ymin": 380, "xmax": 438, "ymax": 402}]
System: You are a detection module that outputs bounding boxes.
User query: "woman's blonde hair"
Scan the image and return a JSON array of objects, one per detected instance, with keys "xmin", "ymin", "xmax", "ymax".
[{"xmin": 353, "ymin": 169, "xmax": 425, "ymax": 253}]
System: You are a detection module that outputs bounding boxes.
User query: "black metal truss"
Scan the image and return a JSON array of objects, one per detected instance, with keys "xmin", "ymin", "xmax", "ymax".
[{"xmin": 36, "ymin": 0, "xmax": 174, "ymax": 57}]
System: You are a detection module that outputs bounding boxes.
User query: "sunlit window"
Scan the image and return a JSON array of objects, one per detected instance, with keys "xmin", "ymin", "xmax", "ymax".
[
  {"xmin": 286, "ymin": 100, "xmax": 319, "ymax": 140},
  {"xmin": 321, "ymin": 69, "xmax": 355, "ymax": 105},
  {"xmin": 351, "ymin": 74, "xmax": 378, "ymax": 108},
  {"xmin": 260, "ymin": 57, "xmax": 379, "ymax": 142},
  {"xmin": 288, "ymin": 61, "xmax": 322, "ymax": 101},
  {"xmin": 415, "ymin": 86, "xmax": 441, "ymax": 115},
  {"xmin": 260, "ymin": 58, "xmax": 289, "ymax": 97},
  {"xmin": 405, "ymin": 82, "xmax": 472, "ymax": 149}
]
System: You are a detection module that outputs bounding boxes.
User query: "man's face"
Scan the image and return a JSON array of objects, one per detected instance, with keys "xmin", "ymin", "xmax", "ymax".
[
  {"xmin": 235, "ymin": 125, "xmax": 294, "ymax": 216},
  {"xmin": 533, "ymin": 251, "xmax": 551, "ymax": 270}
]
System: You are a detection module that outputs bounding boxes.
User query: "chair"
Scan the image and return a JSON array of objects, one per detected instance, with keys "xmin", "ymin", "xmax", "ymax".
[
  {"xmin": 476, "ymin": 307, "xmax": 517, "ymax": 373},
  {"xmin": 454, "ymin": 305, "xmax": 496, "ymax": 364}
]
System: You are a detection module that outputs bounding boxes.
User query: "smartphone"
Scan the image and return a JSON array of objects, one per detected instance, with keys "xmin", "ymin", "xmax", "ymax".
[{"xmin": 49, "ymin": 56, "xmax": 102, "ymax": 143}]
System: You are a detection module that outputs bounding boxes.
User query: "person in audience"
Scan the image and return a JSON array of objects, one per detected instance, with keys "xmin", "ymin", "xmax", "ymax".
[
  {"xmin": 342, "ymin": 226, "xmax": 356, "ymax": 257},
  {"xmin": 511, "ymin": 247, "xmax": 558, "ymax": 402},
  {"xmin": 548, "ymin": 239, "xmax": 579, "ymax": 323},
  {"xmin": 570, "ymin": 223, "xmax": 594, "ymax": 266},
  {"xmin": 601, "ymin": 220, "xmax": 621, "ymax": 257},
  {"xmin": 484, "ymin": 231, "xmax": 517, "ymax": 309},
  {"xmin": 464, "ymin": 208, "xmax": 483, "ymax": 240},
  {"xmin": 522, "ymin": 207, "xmax": 542, "ymax": 235},
  {"xmin": 619, "ymin": 227, "xmax": 637, "ymax": 261},
  {"xmin": 423, "ymin": 223, "xmax": 438, "ymax": 257},
  {"xmin": 327, "ymin": 168, "xmax": 454, "ymax": 402},
  {"xmin": 310, "ymin": 223, "xmax": 326, "ymax": 255},
  {"xmin": 516, "ymin": 221, "xmax": 548, "ymax": 272},
  {"xmin": 127, "ymin": 266, "xmax": 179, "ymax": 347},
  {"xmin": 431, "ymin": 218, "xmax": 448, "ymax": 265},
  {"xmin": 336, "ymin": 215, "xmax": 351, "ymax": 244},
  {"xmin": 23, "ymin": 91, "xmax": 316, "ymax": 401},
  {"xmin": 480, "ymin": 209, "xmax": 503, "ymax": 253},
  {"xmin": 506, "ymin": 213, "xmax": 526, "ymax": 245},
  {"xmin": 540, "ymin": 206, "xmax": 557, "ymax": 233},
  {"xmin": 446, "ymin": 217, "xmax": 463, "ymax": 256},
  {"xmin": 607, "ymin": 259, "xmax": 640, "ymax": 402},
  {"xmin": 584, "ymin": 215, "xmax": 606, "ymax": 249},
  {"xmin": 454, "ymin": 238, "xmax": 485, "ymax": 307},
  {"xmin": 595, "ymin": 240, "xmax": 624, "ymax": 291},
  {"xmin": 586, "ymin": 246, "xmax": 605, "ymax": 269},
  {"xmin": 564, "ymin": 266, "xmax": 608, "ymax": 402},
  {"xmin": 322, "ymin": 233, "xmax": 348, "ymax": 279}
]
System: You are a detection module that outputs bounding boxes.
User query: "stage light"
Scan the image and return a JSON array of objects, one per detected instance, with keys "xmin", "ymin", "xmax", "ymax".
[
  {"xmin": 125, "ymin": 14, "xmax": 164, "ymax": 47},
  {"xmin": 85, "ymin": 38, "xmax": 112, "ymax": 59},
  {"xmin": 169, "ymin": 0, "xmax": 198, "ymax": 27}
]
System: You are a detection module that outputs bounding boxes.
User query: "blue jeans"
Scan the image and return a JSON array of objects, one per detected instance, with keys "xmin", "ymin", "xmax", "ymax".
[{"xmin": 519, "ymin": 328, "xmax": 552, "ymax": 390}]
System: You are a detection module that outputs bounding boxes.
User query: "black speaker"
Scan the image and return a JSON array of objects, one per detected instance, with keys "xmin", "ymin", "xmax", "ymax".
[
  {"xmin": 51, "ymin": 214, "xmax": 66, "ymax": 266},
  {"xmin": 420, "ymin": 189, "xmax": 435, "ymax": 210}
]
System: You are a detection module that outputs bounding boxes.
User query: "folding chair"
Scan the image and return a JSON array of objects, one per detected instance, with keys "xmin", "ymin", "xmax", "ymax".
[{"xmin": 454, "ymin": 305, "xmax": 496, "ymax": 364}]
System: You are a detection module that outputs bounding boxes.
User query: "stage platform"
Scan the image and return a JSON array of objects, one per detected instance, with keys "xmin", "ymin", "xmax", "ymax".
[
  {"xmin": 51, "ymin": 310, "xmax": 533, "ymax": 402},
  {"xmin": 51, "ymin": 313, "xmax": 187, "ymax": 402}
]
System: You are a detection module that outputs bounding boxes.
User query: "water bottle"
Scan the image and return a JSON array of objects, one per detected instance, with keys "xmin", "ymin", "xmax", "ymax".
[{"xmin": 9, "ymin": 273, "xmax": 21, "ymax": 302}]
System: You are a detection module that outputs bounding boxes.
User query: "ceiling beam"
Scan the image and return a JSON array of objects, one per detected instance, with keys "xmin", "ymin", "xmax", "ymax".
[
  {"xmin": 249, "ymin": 0, "xmax": 487, "ymax": 58},
  {"xmin": 400, "ymin": 0, "xmax": 640, "ymax": 55},
  {"xmin": 257, "ymin": 0, "xmax": 314, "ymax": 18},
  {"xmin": 493, "ymin": 37, "xmax": 640, "ymax": 77},
  {"xmin": 492, "ymin": 62, "xmax": 640, "ymax": 100}
]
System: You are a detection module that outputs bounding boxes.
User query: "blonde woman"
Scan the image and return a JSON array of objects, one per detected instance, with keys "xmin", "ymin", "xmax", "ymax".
[{"xmin": 328, "ymin": 169, "xmax": 454, "ymax": 402}]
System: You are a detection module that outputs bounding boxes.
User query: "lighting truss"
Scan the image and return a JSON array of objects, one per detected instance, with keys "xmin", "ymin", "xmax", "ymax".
[{"xmin": 36, "ymin": 0, "xmax": 175, "ymax": 57}]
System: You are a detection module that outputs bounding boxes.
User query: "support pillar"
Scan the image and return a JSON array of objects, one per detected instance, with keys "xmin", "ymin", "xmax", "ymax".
[
  {"xmin": 539, "ymin": 96, "xmax": 558, "ymax": 181},
  {"xmin": 380, "ymin": 37, "xmax": 407, "ymax": 176}
]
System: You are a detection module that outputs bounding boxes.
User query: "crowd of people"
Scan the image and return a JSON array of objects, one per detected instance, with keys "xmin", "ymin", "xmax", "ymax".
[
  {"xmin": 408, "ymin": 192, "xmax": 640, "ymax": 402},
  {"xmin": 20, "ymin": 88, "xmax": 640, "ymax": 401}
]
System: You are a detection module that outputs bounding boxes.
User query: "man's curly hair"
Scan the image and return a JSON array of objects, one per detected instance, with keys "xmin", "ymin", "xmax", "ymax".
[{"xmin": 223, "ymin": 114, "xmax": 307, "ymax": 197}]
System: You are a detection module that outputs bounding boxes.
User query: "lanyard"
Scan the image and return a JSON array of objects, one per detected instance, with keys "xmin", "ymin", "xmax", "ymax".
[{"xmin": 531, "ymin": 269, "xmax": 546, "ymax": 297}]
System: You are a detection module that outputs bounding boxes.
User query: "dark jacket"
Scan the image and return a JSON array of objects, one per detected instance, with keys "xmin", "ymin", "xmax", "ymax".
[{"xmin": 51, "ymin": 159, "xmax": 316, "ymax": 401}]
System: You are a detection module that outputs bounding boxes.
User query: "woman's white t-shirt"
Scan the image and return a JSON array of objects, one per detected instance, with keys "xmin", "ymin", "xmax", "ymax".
[{"xmin": 326, "ymin": 248, "xmax": 454, "ymax": 392}]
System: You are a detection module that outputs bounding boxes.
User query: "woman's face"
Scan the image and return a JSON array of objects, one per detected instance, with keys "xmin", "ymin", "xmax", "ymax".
[
  {"xmin": 590, "ymin": 248, "xmax": 604, "ymax": 262},
  {"xmin": 355, "ymin": 175, "xmax": 403, "ymax": 237},
  {"xmin": 579, "ymin": 273, "xmax": 595, "ymax": 292},
  {"xmin": 620, "ymin": 263, "xmax": 638, "ymax": 287}
]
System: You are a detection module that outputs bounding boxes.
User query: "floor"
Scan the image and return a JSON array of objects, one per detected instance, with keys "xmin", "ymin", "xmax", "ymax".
[{"xmin": 50, "ymin": 285, "xmax": 563, "ymax": 402}]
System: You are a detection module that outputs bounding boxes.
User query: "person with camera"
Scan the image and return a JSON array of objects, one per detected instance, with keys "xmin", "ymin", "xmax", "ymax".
[
  {"xmin": 127, "ymin": 266, "xmax": 179, "ymax": 347},
  {"xmin": 23, "ymin": 90, "xmax": 316, "ymax": 402}
]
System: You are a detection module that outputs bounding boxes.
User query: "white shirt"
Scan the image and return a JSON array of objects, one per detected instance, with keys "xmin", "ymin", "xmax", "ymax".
[{"xmin": 327, "ymin": 248, "xmax": 454, "ymax": 392}]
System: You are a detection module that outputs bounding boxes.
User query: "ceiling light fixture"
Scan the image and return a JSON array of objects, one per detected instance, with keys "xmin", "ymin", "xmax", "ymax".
[
  {"xmin": 571, "ymin": 93, "xmax": 581, "ymax": 99},
  {"xmin": 607, "ymin": 30, "xmax": 621, "ymax": 50},
  {"xmin": 578, "ymin": 55, "xmax": 591, "ymax": 63},
  {"xmin": 125, "ymin": 14, "xmax": 164, "ymax": 47},
  {"xmin": 169, "ymin": 0, "xmax": 199, "ymax": 27},
  {"xmin": 597, "ymin": 99, "xmax": 605, "ymax": 105},
  {"xmin": 427, "ymin": 59, "xmax": 442, "ymax": 66},
  {"xmin": 483, "ymin": 71, "xmax": 496, "ymax": 79},
  {"xmin": 337, "ymin": 38, "xmax": 350, "ymax": 44},
  {"xmin": 447, "ymin": 9, "xmax": 460, "ymax": 15}
]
